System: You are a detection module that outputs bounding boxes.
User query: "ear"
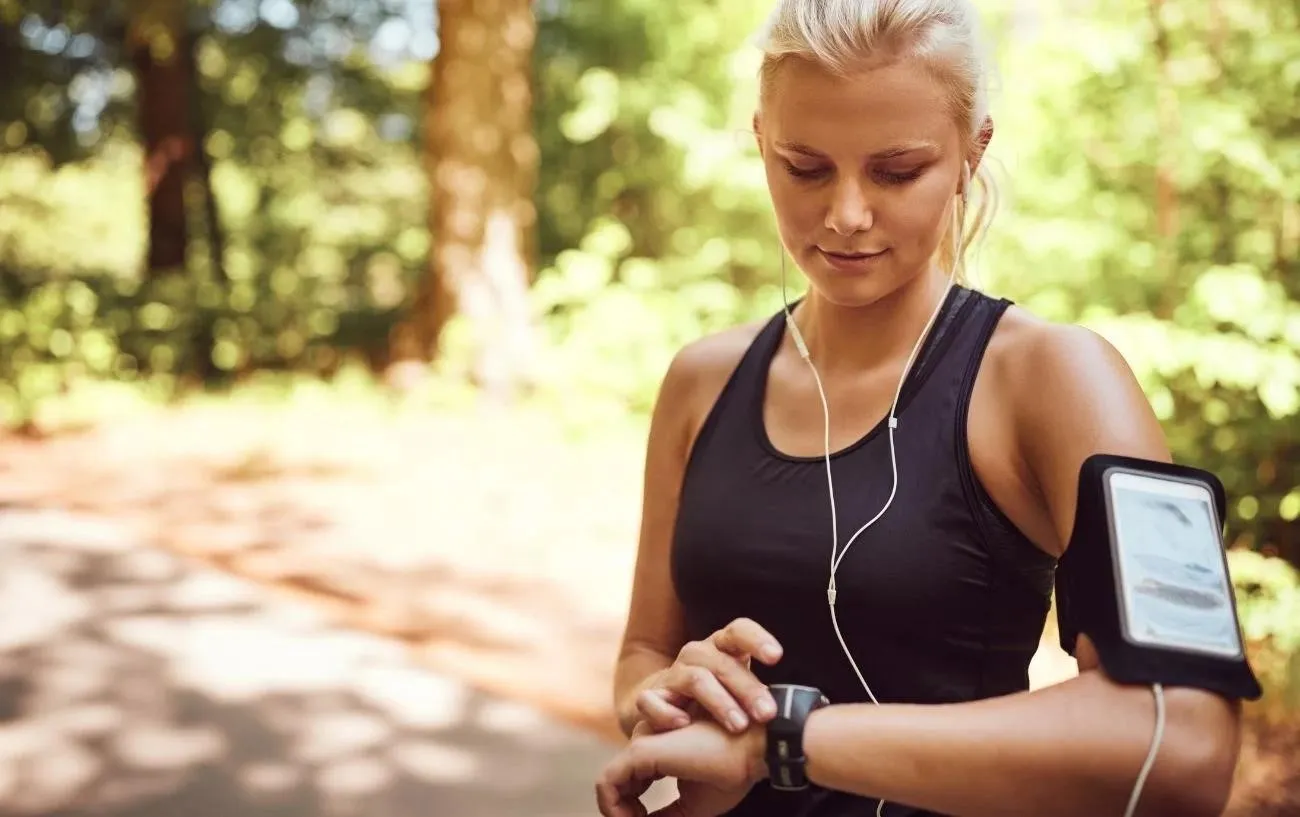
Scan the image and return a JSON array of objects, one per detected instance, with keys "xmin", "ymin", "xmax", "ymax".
[{"xmin": 969, "ymin": 115, "xmax": 994, "ymax": 174}]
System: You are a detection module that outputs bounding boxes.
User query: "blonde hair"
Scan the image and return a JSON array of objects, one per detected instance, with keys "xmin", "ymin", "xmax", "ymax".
[{"xmin": 755, "ymin": 0, "xmax": 1000, "ymax": 285}]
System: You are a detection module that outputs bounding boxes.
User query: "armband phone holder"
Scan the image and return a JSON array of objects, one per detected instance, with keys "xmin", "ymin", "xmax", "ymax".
[{"xmin": 1055, "ymin": 453, "xmax": 1262, "ymax": 700}]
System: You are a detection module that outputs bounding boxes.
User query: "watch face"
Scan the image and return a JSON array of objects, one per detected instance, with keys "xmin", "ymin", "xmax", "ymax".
[{"xmin": 766, "ymin": 685, "xmax": 828, "ymax": 729}]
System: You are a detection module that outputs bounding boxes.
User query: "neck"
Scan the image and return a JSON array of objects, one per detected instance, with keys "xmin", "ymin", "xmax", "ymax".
[{"xmin": 790, "ymin": 267, "xmax": 954, "ymax": 376}]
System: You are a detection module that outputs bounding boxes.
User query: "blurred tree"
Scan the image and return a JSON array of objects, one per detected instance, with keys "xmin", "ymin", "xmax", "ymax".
[
  {"xmin": 128, "ymin": 0, "xmax": 195, "ymax": 274},
  {"xmin": 392, "ymin": 0, "xmax": 540, "ymax": 401},
  {"xmin": 0, "ymin": 0, "xmax": 223, "ymax": 282}
]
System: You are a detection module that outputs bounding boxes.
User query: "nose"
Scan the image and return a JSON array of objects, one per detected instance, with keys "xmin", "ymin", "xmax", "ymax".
[{"xmin": 824, "ymin": 176, "xmax": 873, "ymax": 237}]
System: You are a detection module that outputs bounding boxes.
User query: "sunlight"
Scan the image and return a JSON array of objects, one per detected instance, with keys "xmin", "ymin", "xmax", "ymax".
[
  {"xmin": 113, "ymin": 723, "xmax": 227, "ymax": 770},
  {"xmin": 390, "ymin": 739, "xmax": 480, "ymax": 783}
]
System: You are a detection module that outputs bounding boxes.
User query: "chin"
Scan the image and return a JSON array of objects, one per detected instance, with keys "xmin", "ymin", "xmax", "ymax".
[
  {"xmin": 801, "ymin": 251, "xmax": 935, "ymax": 308},
  {"xmin": 800, "ymin": 261, "xmax": 891, "ymax": 308},
  {"xmin": 803, "ymin": 276, "xmax": 894, "ymax": 309}
]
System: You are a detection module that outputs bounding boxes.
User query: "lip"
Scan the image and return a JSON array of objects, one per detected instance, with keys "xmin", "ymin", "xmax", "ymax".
[{"xmin": 817, "ymin": 247, "xmax": 889, "ymax": 273}]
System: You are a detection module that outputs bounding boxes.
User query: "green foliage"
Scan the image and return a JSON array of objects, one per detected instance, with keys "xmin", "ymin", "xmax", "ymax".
[
  {"xmin": 0, "ymin": 134, "xmax": 411, "ymax": 428},
  {"xmin": 1230, "ymin": 549, "xmax": 1300, "ymax": 719},
  {"xmin": 530, "ymin": 0, "xmax": 788, "ymax": 410},
  {"xmin": 0, "ymin": 0, "xmax": 136, "ymax": 164},
  {"xmin": 0, "ymin": 260, "xmax": 403, "ymax": 429},
  {"xmin": 2, "ymin": 0, "xmax": 1299, "ymax": 574},
  {"xmin": 0, "ymin": 0, "xmax": 431, "ymax": 430},
  {"xmin": 981, "ymin": 0, "xmax": 1300, "ymax": 562}
]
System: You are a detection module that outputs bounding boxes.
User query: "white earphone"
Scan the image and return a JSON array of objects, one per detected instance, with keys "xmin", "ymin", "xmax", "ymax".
[
  {"xmin": 780, "ymin": 159, "xmax": 1163, "ymax": 817},
  {"xmin": 779, "ymin": 162, "xmax": 960, "ymax": 817},
  {"xmin": 781, "ymin": 160, "xmax": 966, "ymax": 696}
]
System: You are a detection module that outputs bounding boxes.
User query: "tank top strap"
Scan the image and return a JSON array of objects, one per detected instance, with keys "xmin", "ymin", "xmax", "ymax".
[
  {"xmin": 949, "ymin": 293, "xmax": 1058, "ymax": 599},
  {"xmin": 684, "ymin": 309, "xmax": 788, "ymax": 469},
  {"xmin": 895, "ymin": 284, "xmax": 978, "ymax": 407},
  {"xmin": 731, "ymin": 309, "xmax": 789, "ymax": 389},
  {"xmin": 696, "ymin": 288, "xmax": 977, "ymax": 463}
]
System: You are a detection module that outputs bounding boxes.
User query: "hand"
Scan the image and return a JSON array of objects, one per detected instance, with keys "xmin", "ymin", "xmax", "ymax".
[
  {"xmin": 636, "ymin": 618, "xmax": 783, "ymax": 735},
  {"xmin": 595, "ymin": 719, "xmax": 768, "ymax": 817}
]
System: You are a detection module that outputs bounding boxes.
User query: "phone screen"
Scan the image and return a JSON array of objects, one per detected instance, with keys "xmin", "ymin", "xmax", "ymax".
[{"xmin": 1107, "ymin": 470, "xmax": 1243, "ymax": 659}]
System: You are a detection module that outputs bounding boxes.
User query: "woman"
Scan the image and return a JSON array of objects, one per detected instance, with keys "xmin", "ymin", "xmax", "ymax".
[{"xmin": 596, "ymin": 1, "xmax": 1242, "ymax": 816}]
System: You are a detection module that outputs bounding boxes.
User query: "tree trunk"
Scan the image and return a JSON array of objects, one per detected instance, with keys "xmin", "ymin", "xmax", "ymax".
[
  {"xmin": 128, "ymin": 0, "xmax": 194, "ymax": 276},
  {"xmin": 393, "ymin": 0, "xmax": 540, "ymax": 402},
  {"xmin": 1148, "ymin": 0, "xmax": 1179, "ymax": 271}
]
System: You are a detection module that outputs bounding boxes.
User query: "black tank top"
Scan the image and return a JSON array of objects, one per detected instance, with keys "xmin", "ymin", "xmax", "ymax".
[{"xmin": 671, "ymin": 285, "xmax": 1058, "ymax": 817}]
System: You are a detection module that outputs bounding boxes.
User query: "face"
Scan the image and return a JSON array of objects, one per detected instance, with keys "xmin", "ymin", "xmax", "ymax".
[{"xmin": 756, "ymin": 57, "xmax": 971, "ymax": 307}]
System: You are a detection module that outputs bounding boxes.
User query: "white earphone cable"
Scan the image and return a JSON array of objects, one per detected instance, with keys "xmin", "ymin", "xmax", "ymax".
[
  {"xmin": 779, "ymin": 163, "xmax": 1163, "ymax": 817},
  {"xmin": 780, "ymin": 168, "xmax": 963, "ymax": 817},
  {"xmin": 781, "ymin": 168, "xmax": 965, "ymax": 704},
  {"xmin": 1123, "ymin": 683, "xmax": 1165, "ymax": 817}
]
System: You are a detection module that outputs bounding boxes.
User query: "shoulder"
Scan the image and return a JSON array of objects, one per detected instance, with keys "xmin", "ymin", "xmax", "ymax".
[
  {"xmin": 984, "ymin": 304, "xmax": 1171, "ymax": 555},
  {"xmin": 663, "ymin": 319, "xmax": 768, "ymax": 397},
  {"xmin": 988, "ymin": 305, "xmax": 1169, "ymax": 461},
  {"xmin": 651, "ymin": 318, "xmax": 771, "ymax": 458}
]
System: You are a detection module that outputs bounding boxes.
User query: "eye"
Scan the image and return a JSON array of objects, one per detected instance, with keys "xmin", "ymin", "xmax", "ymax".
[
  {"xmin": 875, "ymin": 166, "xmax": 927, "ymax": 185},
  {"xmin": 781, "ymin": 159, "xmax": 829, "ymax": 181}
]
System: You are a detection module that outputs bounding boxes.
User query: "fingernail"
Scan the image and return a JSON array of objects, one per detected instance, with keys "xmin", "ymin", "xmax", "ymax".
[
  {"xmin": 728, "ymin": 710, "xmax": 749, "ymax": 731},
  {"xmin": 761, "ymin": 643, "xmax": 781, "ymax": 662},
  {"xmin": 754, "ymin": 697, "xmax": 775, "ymax": 719}
]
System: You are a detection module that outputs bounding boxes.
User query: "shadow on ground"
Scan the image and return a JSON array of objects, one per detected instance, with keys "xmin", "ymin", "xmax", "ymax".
[
  {"xmin": 0, "ymin": 408, "xmax": 639, "ymax": 740},
  {"xmin": 0, "ymin": 509, "xmax": 674, "ymax": 817}
]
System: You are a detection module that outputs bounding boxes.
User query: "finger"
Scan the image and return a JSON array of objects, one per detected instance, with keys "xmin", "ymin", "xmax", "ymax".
[
  {"xmin": 595, "ymin": 780, "xmax": 647, "ymax": 817},
  {"xmin": 598, "ymin": 743, "xmax": 662, "ymax": 817},
  {"xmin": 665, "ymin": 665, "xmax": 751, "ymax": 733},
  {"xmin": 636, "ymin": 688, "xmax": 691, "ymax": 731},
  {"xmin": 714, "ymin": 656, "xmax": 779, "ymax": 724},
  {"xmin": 675, "ymin": 653, "xmax": 771, "ymax": 727},
  {"xmin": 596, "ymin": 764, "xmax": 654, "ymax": 817},
  {"xmin": 712, "ymin": 618, "xmax": 783, "ymax": 666}
]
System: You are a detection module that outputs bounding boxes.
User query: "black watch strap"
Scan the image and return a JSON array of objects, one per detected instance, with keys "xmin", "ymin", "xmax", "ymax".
[{"xmin": 765, "ymin": 684, "xmax": 829, "ymax": 791}]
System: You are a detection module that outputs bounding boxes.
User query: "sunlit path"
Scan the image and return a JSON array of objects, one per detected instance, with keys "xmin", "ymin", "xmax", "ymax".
[{"xmin": 0, "ymin": 509, "xmax": 675, "ymax": 817}]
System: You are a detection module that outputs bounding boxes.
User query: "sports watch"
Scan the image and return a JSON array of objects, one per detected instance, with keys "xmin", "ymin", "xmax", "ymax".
[{"xmin": 764, "ymin": 684, "xmax": 830, "ymax": 791}]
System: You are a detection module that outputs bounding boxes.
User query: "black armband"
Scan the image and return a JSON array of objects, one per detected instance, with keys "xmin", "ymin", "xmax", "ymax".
[{"xmin": 1054, "ymin": 453, "xmax": 1262, "ymax": 701}]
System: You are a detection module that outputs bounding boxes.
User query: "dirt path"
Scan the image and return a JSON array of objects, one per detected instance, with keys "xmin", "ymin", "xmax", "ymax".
[
  {"xmin": 1, "ymin": 398, "xmax": 1294, "ymax": 814},
  {"xmin": 1, "ymin": 400, "xmax": 644, "ymax": 740},
  {"xmin": 0, "ymin": 507, "xmax": 677, "ymax": 816}
]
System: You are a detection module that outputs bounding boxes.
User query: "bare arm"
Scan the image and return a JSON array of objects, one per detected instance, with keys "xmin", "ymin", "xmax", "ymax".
[
  {"xmin": 802, "ymin": 646, "xmax": 1236, "ymax": 817},
  {"xmin": 612, "ymin": 346, "xmax": 696, "ymax": 736},
  {"xmin": 612, "ymin": 325, "xmax": 783, "ymax": 739},
  {"xmin": 798, "ymin": 324, "xmax": 1241, "ymax": 817}
]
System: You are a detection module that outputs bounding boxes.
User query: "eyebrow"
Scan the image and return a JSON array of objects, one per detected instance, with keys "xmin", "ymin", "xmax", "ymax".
[{"xmin": 775, "ymin": 141, "xmax": 939, "ymax": 160}]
